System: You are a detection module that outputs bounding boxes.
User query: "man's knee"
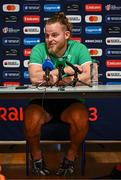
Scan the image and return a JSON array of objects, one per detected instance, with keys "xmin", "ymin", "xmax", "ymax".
[
  {"xmin": 24, "ymin": 104, "xmax": 45, "ymax": 123},
  {"xmin": 24, "ymin": 104, "xmax": 46, "ymax": 136},
  {"xmin": 61, "ymin": 103, "xmax": 89, "ymax": 123}
]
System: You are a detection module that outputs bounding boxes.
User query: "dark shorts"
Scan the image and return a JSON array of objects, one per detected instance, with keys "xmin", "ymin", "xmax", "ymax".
[{"xmin": 29, "ymin": 99, "xmax": 82, "ymax": 123}]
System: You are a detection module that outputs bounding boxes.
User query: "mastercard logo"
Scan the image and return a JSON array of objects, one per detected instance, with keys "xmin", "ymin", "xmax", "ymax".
[
  {"xmin": 89, "ymin": 48, "xmax": 102, "ymax": 56},
  {"xmin": 3, "ymin": 4, "xmax": 20, "ymax": 12},
  {"xmin": 89, "ymin": 16, "xmax": 98, "ymax": 21},
  {"xmin": 7, "ymin": 5, "xmax": 16, "ymax": 10},
  {"xmin": 90, "ymin": 49, "xmax": 98, "ymax": 55},
  {"xmin": 85, "ymin": 15, "xmax": 102, "ymax": 23}
]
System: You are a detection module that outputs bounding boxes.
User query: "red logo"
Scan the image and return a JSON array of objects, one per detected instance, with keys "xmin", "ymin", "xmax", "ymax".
[
  {"xmin": 90, "ymin": 49, "xmax": 98, "ymax": 55},
  {"xmin": 70, "ymin": 37, "xmax": 82, "ymax": 42},
  {"xmin": 23, "ymin": 49, "xmax": 32, "ymax": 56},
  {"xmin": 3, "ymin": 82, "xmax": 20, "ymax": 86},
  {"xmin": 23, "ymin": 15, "xmax": 40, "ymax": 23},
  {"xmin": 0, "ymin": 106, "xmax": 23, "ymax": 121},
  {"xmin": 85, "ymin": 4, "xmax": 102, "ymax": 12},
  {"xmin": 3, "ymin": 4, "xmax": 20, "ymax": 12},
  {"xmin": 106, "ymin": 60, "xmax": 121, "ymax": 68}
]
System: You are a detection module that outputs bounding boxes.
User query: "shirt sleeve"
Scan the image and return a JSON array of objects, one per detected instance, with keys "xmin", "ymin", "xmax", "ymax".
[
  {"xmin": 78, "ymin": 43, "xmax": 92, "ymax": 65},
  {"xmin": 29, "ymin": 45, "xmax": 43, "ymax": 64}
]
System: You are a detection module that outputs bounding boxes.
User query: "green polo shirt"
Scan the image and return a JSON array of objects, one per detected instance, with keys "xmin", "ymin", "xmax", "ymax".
[{"xmin": 30, "ymin": 40, "xmax": 92, "ymax": 67}]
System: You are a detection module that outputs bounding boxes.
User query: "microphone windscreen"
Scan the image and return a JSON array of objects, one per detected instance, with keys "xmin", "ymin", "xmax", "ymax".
[{"xmin": 42, "ymin": 59, "xmax": 54, "ymax": 71}]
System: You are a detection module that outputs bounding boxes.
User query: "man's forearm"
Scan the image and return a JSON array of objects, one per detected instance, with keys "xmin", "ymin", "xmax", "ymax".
[{"xmin": 29, "ymin": 71, "xmax": 45, "ymax": 85}]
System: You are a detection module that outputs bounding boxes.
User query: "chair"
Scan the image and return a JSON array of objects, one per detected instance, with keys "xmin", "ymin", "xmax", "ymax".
[{"xmin": 25, "ymin": 122, "xmax": 86, "ymax": 176}]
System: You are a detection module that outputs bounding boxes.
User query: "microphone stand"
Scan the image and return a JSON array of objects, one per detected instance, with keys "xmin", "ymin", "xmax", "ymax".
[
  {"xmin": 54, "ymin": 64, "xmax": 65, "ymax": 87},
  {"xmin": 58, "ymin": 65, "xmax": 64, "ymax": 81},
  {"xmin": 66, "ymin": 61, "xmax": 92, "ymax": 87},
  {"xmin": 45, "ymin": 68, "xmax": 50, "ymax": 86},
  {"xmin": 68, "ymin": 69, "xmax": 92, "ymax": 87},
  {"xmin": 38, "ymin": 73, "xmax": 50, "ymax": 87}
]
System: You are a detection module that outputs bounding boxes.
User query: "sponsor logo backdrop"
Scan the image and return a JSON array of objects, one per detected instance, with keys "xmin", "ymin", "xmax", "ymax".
[{"xmin": 0, "ymin": 0, "xmax": 121, "ymax": 140}]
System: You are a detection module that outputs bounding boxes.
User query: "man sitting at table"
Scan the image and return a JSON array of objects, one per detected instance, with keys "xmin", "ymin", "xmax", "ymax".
[{"xmin": 24, "ymin": 12, "xmax": 92, "ymax": 176}]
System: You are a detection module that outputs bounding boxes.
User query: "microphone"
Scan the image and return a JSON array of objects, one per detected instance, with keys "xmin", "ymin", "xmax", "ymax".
[
  {"xmin": 42, "ymin": 59, "xmax": 54, "ymax": 81},
  {"xmin": 66, "ymin": 60, "xmax": 82, "ymax": 74}
]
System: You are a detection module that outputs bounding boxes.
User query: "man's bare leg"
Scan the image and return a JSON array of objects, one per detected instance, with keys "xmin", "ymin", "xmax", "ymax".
[
  {"xmin": 24, "ymin": 104, "xmax": 52, "ymax": 175},
  {"xmin": 61, "ymin": 103, "xmax": 89, "ymax": 161},
  {"xmin": 56, "ymin": 103, "xmax": 89, "ymax": 176}
]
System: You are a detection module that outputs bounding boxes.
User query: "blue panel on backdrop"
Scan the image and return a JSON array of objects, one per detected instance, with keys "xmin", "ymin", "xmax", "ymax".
[
  {"xmin": 85, "ymin": 98, "xmax": 121, "ymax": 140},
  {"xmin": 0, "ymin": 98, "xmax": 121, "ymax": 140},
  {"xmin": 0, "ymin": 99, "xmax": 29, "ymax": 140}
]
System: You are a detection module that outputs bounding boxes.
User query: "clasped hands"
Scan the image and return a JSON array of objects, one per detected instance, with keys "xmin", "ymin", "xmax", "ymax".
[{"xmin": 39, "ymin": 65, "xmax": 82, "ymax": 86}]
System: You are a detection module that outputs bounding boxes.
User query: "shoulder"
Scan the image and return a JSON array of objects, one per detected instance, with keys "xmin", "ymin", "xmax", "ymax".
[
  {"xmin": 30, "ymin": 42, "xmax": 47, "ymax": 63},
  {"xmin": 31, "ymin": 42, "xmax": 47, "ymax": 57},
  {"xmin": 68, "ymin": 40, "xmax": 88, "ymax": 50},
  {"xmin": 32, "ymin": 42, "xmax": 46, "ymax": 51}
]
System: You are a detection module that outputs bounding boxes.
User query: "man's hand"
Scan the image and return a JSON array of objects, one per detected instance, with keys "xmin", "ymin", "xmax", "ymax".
[
  {"xmin": 64, "ymin": 66, "xmax": 74, "ymax": 75},
  {"xmin": 64, "ymin": 65, "xmax": 83, "ymax": 75},
  {"xmin": 49, "ymin": 69, "xmax": 58, "ymax": 84}
]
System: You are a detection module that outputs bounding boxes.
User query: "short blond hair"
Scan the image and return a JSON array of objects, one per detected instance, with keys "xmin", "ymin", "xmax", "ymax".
[{"xmin": 46, "ymin": 12, "xmax": 72, "ymax": 36}]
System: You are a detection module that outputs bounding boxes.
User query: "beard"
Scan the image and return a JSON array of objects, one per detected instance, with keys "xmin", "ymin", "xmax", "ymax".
[
  {"xmin": 48, "ymin": 44, "xmax": 58, "ymax": 55},
  {"xmin": 47, "ymin": 41, "xmax": 66, "ymax": 56},
  {"xmin": 48, "ymin": 45, "xmax": 57, "ymax": 54}
]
